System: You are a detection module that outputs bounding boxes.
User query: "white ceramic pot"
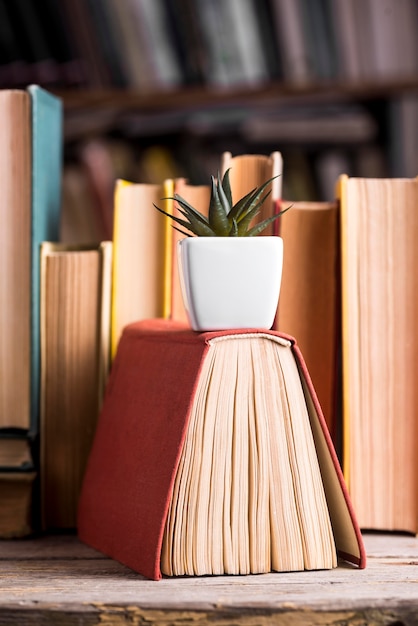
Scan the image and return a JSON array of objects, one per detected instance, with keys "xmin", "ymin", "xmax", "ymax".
[{"xmin": 177, "ymin": 236, "xmax": 283, "ymax": 331}]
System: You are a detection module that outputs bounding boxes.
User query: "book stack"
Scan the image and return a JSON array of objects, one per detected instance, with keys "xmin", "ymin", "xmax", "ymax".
[
  {"xmin": 0, "ymin": 85, "xmax": 113, "ymax": 536},
  {"xmin": 78, "ymin": 319, "xmax": 365, "ymax": 579},
  {"xmin": 0, "ymin": 86, "xmax": 62, "ymax": 537}
]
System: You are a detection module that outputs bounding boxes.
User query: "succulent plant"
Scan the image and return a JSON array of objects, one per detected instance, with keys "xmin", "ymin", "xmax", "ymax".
[{"xmin": 153, "ymin": 169, "xmax": 291, "ymax": 237}]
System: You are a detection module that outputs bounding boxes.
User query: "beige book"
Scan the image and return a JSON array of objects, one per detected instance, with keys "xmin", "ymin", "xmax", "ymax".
[
  {"xmin": 40, "ymin": 242, "xmax": 112, "ymax": 529},
  {"xmin": 339, "ymin": 175, "xmax": 418, "ymax": 532},
  {"xmin": 220, "ymin": 151, "xmax": 283, "ymax": 235}
]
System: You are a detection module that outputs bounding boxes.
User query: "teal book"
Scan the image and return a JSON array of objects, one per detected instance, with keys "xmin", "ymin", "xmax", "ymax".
[{"xmin": 28, "ymin": 85, "xmax": 63, "ymax": 437}]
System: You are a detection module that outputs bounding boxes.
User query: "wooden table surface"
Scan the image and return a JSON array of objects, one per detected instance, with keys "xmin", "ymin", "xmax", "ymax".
[{"xmin": 0, "ymin": 532, "xmax": 417, "ymax": 625}]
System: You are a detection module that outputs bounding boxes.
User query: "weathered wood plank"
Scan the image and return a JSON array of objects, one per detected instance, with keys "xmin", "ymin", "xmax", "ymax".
[
  {"xmin": 0, "ymin": 533, "xmax": 417, "ymax": 625},
  {"xmin": 0, "ymin": 533, "xmax": 103, "ymax": 560}
]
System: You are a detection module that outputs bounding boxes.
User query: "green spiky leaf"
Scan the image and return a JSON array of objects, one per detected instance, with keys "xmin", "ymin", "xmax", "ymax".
[
  {"xmin": 153, "ymin": 172, "xmax": 290, "ymax": 237},
  {"xmin": 235, "ymin": 191, "xmax": 272, "ymax": 234},
  {"xmin": 221, "ymin": 168, "xmax": 233, "ymax": 208},
  {"xmin": 153, "ymin": 203, "xmax": 215, "ymax": 236},
  {"xmin": 246, "ymin": 203, "xmax": 293, "ymax": 236},
  {"xmin": 172, "ymin": 194, "xmax": 209, "ymax": 225},
  {"xmin": 208, "ymin": 176, "xmax": 230, "ymax": 236}
]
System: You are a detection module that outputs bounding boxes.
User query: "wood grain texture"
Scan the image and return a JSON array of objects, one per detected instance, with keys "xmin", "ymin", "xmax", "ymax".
[{"xmin": 0, "ymin": 533, "xmax": 417, "ymax": 625}]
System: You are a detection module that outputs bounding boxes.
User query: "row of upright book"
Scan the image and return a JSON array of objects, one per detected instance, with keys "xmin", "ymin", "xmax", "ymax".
[{"xmin": 1, "ymin": 85, "xmax": 418, "ymax": 553}]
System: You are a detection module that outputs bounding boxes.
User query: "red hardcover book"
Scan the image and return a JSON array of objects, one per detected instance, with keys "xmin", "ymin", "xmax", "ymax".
[{"xmin": 78, "ymin": 319, "xmax": 365, "ymax": 580}]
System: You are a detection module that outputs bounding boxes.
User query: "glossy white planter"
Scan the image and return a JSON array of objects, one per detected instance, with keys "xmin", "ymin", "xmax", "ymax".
[{"xmin": 178, "ymin": 236, "xmax": 283, "ymax": 331}]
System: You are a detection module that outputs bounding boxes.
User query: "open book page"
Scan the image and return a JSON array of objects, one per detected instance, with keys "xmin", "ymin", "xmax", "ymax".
[
  {"xmin": 161, "ymin": 333, "xmax": 337, "ymax": 576},
  {"xmin": 272, "ymin": 342, "xmax": 337, "ymax": 569}
]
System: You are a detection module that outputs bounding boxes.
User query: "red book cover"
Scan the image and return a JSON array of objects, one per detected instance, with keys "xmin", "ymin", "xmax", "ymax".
[{"xmin": 78, "ymin": 319, "xmax": 365, "ymax": 580}]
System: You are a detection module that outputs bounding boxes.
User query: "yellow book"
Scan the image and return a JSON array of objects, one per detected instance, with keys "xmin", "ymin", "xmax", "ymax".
[
  {"xmin": 111, "ymin": 180, "xmax": 171, "ymax": 358},
  {"xmin": 162, "ymin": 178, "xmax": 174, "ymax": 320},
  {"xmin": 337, "ymin": 174, "xmax": 350, "ymax": 480}
]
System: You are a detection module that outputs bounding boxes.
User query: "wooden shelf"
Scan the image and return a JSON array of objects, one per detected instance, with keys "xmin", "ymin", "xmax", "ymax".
[
  {"xmin": 1, "ymin": 533, "xmax": 418, "ymax": 625},
  {"xmin": 55, "ymin": 78, "xmax": 418, "ymax": 114}
]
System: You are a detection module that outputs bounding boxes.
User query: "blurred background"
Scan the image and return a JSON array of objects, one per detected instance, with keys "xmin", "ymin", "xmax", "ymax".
[{"xmin": 2, "ymin": 0, "xmax": 417, "ymax": 233}]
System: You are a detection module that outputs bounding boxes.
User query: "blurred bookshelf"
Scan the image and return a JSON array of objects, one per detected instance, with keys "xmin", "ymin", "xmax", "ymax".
[{"xmin": 2, "ymin": 0, "xmax": 418, "ymax": 209}]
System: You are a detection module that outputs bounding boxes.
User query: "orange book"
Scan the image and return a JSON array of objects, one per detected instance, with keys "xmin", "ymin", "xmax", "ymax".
[
  {"xmin": 276, "ymin": 200, "xmax": 340, "ymax": 437},
  {"xmin": 78, "ymin": 319, "xmax": 365, "ymax": 580},
  {"xmin": 339, "ymin": 175, "xmax": 418, "ymax": 532},
  {"xmin": 220, "ymin": 151, "xmax": 283, "ymax": 235}
]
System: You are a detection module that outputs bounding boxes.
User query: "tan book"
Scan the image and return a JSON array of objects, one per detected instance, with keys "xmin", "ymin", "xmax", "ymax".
[
  {"xmin": 276, "ymin": 200, "xmax": 339, "ymax": 436},
  {"xmin": 339, "ymin": 175, "xmax": 418, "ymax": 532},
  {"xmin": 111, "ymin": 180, "xmax": 171, "ymax": 358},
  {"xmin": 40, "ymin": 242, "xmax": 112, "ymax": 529},
  {"xmin": 220, "ymin": 151, "xmax": 283, "ymax": 235},
  {"xmin": 0, "ymin": 86, "xmax": 62, "ymax": 539},
  {"xmin": 0, "ymin": 90, "xmax": 31, "ymax": 431}
]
